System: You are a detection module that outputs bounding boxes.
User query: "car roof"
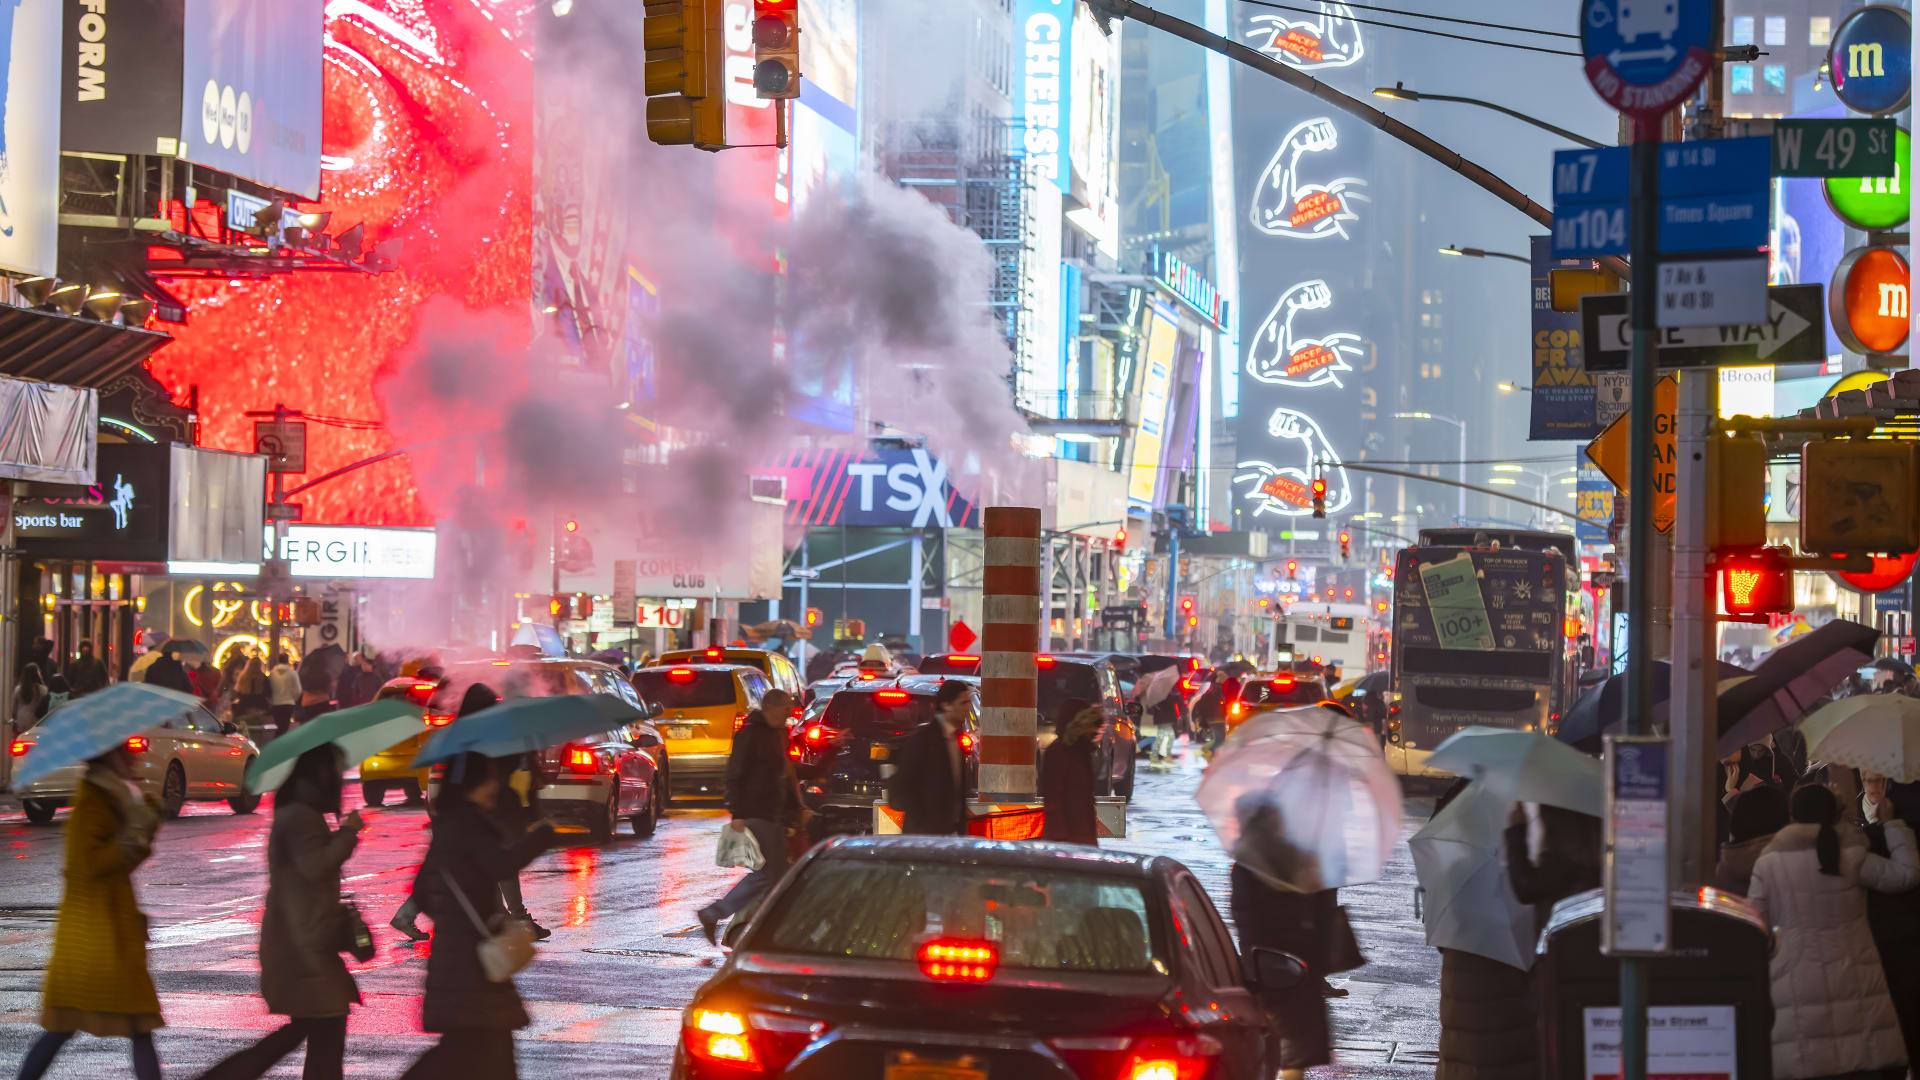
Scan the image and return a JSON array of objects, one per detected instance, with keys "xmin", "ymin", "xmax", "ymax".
[
  {"xmin": 814, "ymin": 835, "xmax": 1168, "ymax": 879},
  {"xmin": 636, "ymin": 663, "xmax": 751, "ymax": 674},
  {"xmin": 895, "ymin": 673, "xmax": 979, "ymax": 688},
  {"xmin": 834, "ymin": 679, "xmax": 946, "ymax": 697}
]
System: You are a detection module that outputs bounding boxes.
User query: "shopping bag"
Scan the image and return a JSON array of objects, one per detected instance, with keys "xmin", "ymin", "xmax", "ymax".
[{"xmin": 716, "ymin": 823, "xmax": 765, "ymax": 871}]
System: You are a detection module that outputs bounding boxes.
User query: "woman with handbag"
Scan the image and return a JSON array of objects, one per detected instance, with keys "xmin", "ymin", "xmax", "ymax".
[
  {"xmin": 400, "ymin": 750, "xmax": 555, "ymax": 1079},
  {"xmin": 16, "ymin": 742, "xmax": 165, "ymax": 1080},
  {"xmin": 193, "ymin": 745, "xmax": 365, "ymax": 1080}
]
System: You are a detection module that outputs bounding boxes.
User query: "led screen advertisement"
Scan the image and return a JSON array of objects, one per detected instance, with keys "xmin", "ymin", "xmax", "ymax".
[
  {"xmin": 62, "ymin": 0, "xmax": 186, "ymax": 157},
  {"xmin": 0, "ymin": 0, "xmax": 60, "ymax": 279},
  {"xmin": 1067, "ymin": 4, "xmax": 1118, "ymax": 256},
  {"xmin": 1230, "ymin": 3, "xmax": 1374, "ymax": 527},
  {"xmin": 1128, "ymin": 299, "xmax": 1180, "ymax": 511},
  {"xmin": 178, "ymin": 0, "xmax": 323, "ymax": 199}
]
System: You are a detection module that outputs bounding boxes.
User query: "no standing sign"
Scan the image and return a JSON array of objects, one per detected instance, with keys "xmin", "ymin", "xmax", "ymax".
[{"xmin": 1580, "ymin": 0, "xmax": 1713, "ymax": 117}]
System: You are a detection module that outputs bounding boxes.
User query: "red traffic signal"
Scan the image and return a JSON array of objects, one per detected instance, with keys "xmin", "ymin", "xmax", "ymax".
[
  {"xmin": 1311, "ymin": 476, "xmax": 1327, "ymax": 520},
  {"xmin": 1179, "ymin": 596, "xmax": 1194, "ymax": 613},
  {"xmin": 1114, "ymin": 526, "xmax": 1127, "ymax": 548},
  {"xmin": 1286, "ymin": 559, "xmax": 1299, "ymax": 579},
  {"xmin": 1338, "ymin": 529, "xmax": 1351, "ymax": 559},
  {"xmin": 1721, "ymin": 548, "xmax": 1793, "ymax": 623},
  {"xmin": 752, "ymin": 0, "xmax": 801, "ymax": 99}
]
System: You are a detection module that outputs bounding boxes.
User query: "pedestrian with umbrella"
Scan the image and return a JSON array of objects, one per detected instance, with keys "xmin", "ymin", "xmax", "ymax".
[
  {"xmin": 1230, "ymin": 793, "xmax": 1347, "ymax": 1078},
  {"xmin": 1713, "ymin": 785, "xmax": 1789, "ymax": 897},
  {"xmin": 191, "ymin": 744, "xmax": 365, "ymax": 1080},
  {"xmin": 7, "ymin": 683, "xmax": 204, "ymax": 1080},
  {"xmin": 398, "ymin": 749, "xmax": 555, "ymax": 1080},
  {"xmin": 1718, "ymin": 619, "xmax": 1881, "ymax": 756}
]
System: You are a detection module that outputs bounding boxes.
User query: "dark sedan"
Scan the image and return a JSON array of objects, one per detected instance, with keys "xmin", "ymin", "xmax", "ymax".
[
  {"xmin": 792, "ymin": 680, "xmax": 981, "ymax": 837},
  {"xmin": 671, "ymin": 835, "xmax": 1303, "ymax": 1079}
]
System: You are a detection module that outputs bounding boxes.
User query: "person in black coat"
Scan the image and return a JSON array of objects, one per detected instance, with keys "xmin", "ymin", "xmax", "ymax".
[
  {"xmin": 889, "ymin": 680, "xmax": 972, "ymax": 836},
  {"xmin": 399, "ymin": 752, "xmax": 554, "ymax": 1080},
  {"xmin": 64, "ymin": 642, "xmax": 108, "ymax": 697},
  {"xmin": 1863, "ymin": 773, "xmax": 1920, "ymax": 1065},
  {"xmin": 142, "ymin": 645, "xmax": 194, "ymax": 695},
  {"xmin": 1433, "ymin": 780, "xmax": 1536, "ymax": 1080},
  {"xmin": 1231, "ymin": 862, "xmax": 1335, "ymax": 1078},
  {"xmin": 1505, "ymin": 803, "xmax": 1602, "ymax": 929},
  {"xmin": 697, "ymin": 690, "xmax": 805, "ymax": 944},
  {"xmin": 1040, "ymin": 700, "xmax": 1100, "ymax": 845}
]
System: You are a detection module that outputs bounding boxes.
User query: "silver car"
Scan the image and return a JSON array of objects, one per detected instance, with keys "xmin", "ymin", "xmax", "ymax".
[{"xmin": 12, "ymin": 702, "xmax": 261, "ymax": 824}]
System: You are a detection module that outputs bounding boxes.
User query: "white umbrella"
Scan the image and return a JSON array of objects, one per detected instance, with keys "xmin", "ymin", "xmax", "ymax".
[
  {"xmin": 1135, "ymin": 666, "xmax": 1180, "ymax": 711},
  {"xmin": 1197, "ymin": 706, "xmax": 1402, "ymax": 892},
  {"xmin": 1410, "ymin": 781, "xmax": 1535, "ymax": 969},
  {"xmin": 1799, "ymin": 694, "xmax": 1920, "ymax": 782},
  {"xmin": 1425, "ymin": 726, "xmax": 1603, "ymax": 817}
]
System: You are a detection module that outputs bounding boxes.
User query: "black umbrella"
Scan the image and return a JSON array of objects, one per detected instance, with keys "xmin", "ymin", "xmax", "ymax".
[
  {"xmin": 1874, "ymin": 657, "xmax": 1914, "ymax": 678},
  {"xmin": 1718, "ymin": 619, "xmax": 1881, "ymax": 755},
  {"xmin": 1556, "ymin": 659, "xmax": 1749, "ymax": 753}
]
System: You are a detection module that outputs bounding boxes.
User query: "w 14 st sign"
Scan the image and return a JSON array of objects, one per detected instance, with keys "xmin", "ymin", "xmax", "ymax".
[{"xmin": 1550, "ymin": 139, "xmax": 1772, "ymax": 257}]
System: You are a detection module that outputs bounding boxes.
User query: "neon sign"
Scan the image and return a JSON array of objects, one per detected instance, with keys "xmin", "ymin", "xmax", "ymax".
[
  {"xmin": 1247, "ymin": 279, "xmax": 1363, "ymax": 389},
  {"xmin": 1019, "ymin": 0, "xmax": 1072, "ymax": 192},
  {"xmin": 1234, "ymin": 409, "xmax": 1353, "ymax": 519},
  {"xmin": 1251, "ymin": 118, "xmax": 1368, "ymax": 240},
  {"xmin": 1243, "ymin": 3, "xmax": 1364, "ymax": 71},
  {"xmin": 1150, "ymin": 246, "xmax": 1229, "ymax": 328}
]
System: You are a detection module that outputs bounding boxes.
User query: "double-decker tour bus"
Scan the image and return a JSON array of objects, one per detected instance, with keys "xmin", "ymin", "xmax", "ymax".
[{"xmin": 1386, "ymin": 529, "xmax": 1583, "ymax": 777}]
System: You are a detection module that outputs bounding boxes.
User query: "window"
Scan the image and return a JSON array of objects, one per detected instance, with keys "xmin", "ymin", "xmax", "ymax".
[
  {"xmin": 1172, "ymin": 878, "xmax": 1241, "ymax": 986},
  {"xmin": 1730, "ymin": 66, "xmax": 1754, "ymax": 94},
  {"xmin": 1809, "ymin": 16, "xmax": 1832, "ymax": 45},
  {"xmin": 1762, "ymin": 64, "xmax": 1787, "ymax": 93},
  {"xmin": 1763, "ymin": 16, "xmax": 1786, "ymax": 46},
  {"xmin": 1730, "ymin": 15, "xmax": 1754, "ymax": 44}
]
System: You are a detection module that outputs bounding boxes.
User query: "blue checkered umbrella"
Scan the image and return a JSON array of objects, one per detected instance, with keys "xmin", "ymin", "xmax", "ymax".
[
  {"xmin": 410, "ymin": 693, "xmax": 642, "ymax": 768},
  {"xmin": 12, "ymin": 682, "xmax": 206, "ymax": 789}
]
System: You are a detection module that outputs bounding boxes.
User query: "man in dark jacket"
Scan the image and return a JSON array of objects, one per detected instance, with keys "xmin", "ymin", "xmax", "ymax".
[
  {"xmin": 1040, "ymin": 701, "xmax": 1100, "ymax": 845},
  {"xmin": 142, "ymin": 644, "xmax": 194, "ymax": 694},
  {"xmin": 697, "ymin": 689, "xmax": 804, "ymax": 944},
  {"xmin": 64, "ymin": 642, "xmax": 108, "ymax": 697},
  {"xmin": 889, "ymin": 680, "xmax": 972, "ymax": 835}
]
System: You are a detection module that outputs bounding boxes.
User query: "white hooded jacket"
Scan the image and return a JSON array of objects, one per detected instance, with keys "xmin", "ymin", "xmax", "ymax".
[{"xmin": 1748, "ymin": 819, "xmax": 1920, "ymax": 1079}]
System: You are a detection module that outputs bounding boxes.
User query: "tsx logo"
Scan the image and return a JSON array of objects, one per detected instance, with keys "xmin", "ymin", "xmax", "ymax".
[
  {"xmin": 1250, "ymin": 118, "xmax": 1369, "ymax": 241},
  {"xmin": 845, "ymin": 449, "xmax": 959, "ymax": 528},
  {"xmin": 1246, "ymin": 280, "xmax": 1364, "ymax": 389},
  {"xmin": 1243, "ymin": 3, "xmax": 1364, "ymax": 70}
]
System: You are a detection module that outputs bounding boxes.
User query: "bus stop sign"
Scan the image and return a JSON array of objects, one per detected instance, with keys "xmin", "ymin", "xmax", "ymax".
[{"xmin": 1580, "ymin": 0, "xmax": 1713, "ymax": 117}]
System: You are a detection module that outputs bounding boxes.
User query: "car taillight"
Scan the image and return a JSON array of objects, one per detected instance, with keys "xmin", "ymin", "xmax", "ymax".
[
  {"xmin": 787, "ymin": 744, "xmax": 801, "ymax": 759},
  {"xmin": 875, "ymin": 690, "xmax": 909, "ymax": 704},
  {"xmin": 1273, "ymin": 676, "xmax": 1295, "ymax": 689},
  {"xmin": 703, "ymin": 648, "xmax": 724, "ymax": 660},
  {"xmin": 8, "ymin": 740, "xmax": 27, "ymax": 757},
  {"xmin": 947, "ymin": 654, "xmax": 979, "ymax": 665},
  {"xmin": 1229, "ymin": 702, "xmax": 1242, "ymax": 718},
  {"xmin": 733, "ymin": 714, "xmax": 748, "ymax": 730},
  {"xmin": 564, "ymin": 746, "xmax": 599, "ymax": 775},
  {"xmin": 804, "ymin": 724, "xmax": 833, "ymax": 745},
  {"xmin": 917, "ymin": 938, "xmax": 995, "ymax": 982},
  {"xmin": 406, "ymin": 682, "xmax": 437, "ymax": 705},
  {"xmin": 667, "ymin": 667, "xmax": 696, "ymax": 683},
  {"xmin": 1036, "ymin": 655, "xmax": 1056, "ymax": 668},
  {"xmin": 684, "ymin": 1009, "xmax": 756, "ymax": 1067},
  {"xmin": 1119, "ymin": 1034, "xmax": 1222, "ymax": 1080},
  {"xmin": 125, "ymin": 736, "xmax": 149, "ymax": 753},
  {"xmin": 958, "ymin": 731, "xmax": 975, "ymax": 753},
  {"xmin": 424, "ymin": 713, "xmax": 454, "ymax": 728}
]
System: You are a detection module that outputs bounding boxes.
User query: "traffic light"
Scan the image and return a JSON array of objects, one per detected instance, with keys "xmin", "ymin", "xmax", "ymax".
[
  {"xmin": 1180, "ymin": 596, "xmax": 1195, "ymax": 615},
  {"xmin": 1186, "ymin": 615, "xmax": 1198, "ymax": 628},
  {"xmin": 546, "ymin": 593, "xmax": 595, "ymax": 620},
  {"xmin": 1720, "ymin": 547, "xmax": 1794, "ymax": 623},
  {"xmin": 643, "ymin": 0, "xmax": 725, "ymax": 148},
  {"xmin": 804, "ymin": 607, "xmax": 822, "ymax": 628},
  {"xmin": 1338, "ymin": 529, "xmax": 1351, "ymax": 560},
  {"xmin": 1311, "ymin": 477, "xmax": 1327, "ymax": 519},
  {"xmin": 1286, "ymin": 559, "xmax": 1298, "ymax": 579},
  {"xmin": 1114, "ymin": 526, "xmax": 1126, "ymax": 549},
  {"xmin": 1800, "ymin": 439, "xmax": 1920, "ymax": 556},
  {"xmin": 751, "ymin": 0, "xmax": 801, "ymax": 99}
]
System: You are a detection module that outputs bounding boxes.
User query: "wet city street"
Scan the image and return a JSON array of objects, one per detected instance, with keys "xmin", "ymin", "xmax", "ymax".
[{"xmin": 0, "ymin": 754, "xmax": 1443, "ymax": 1078}]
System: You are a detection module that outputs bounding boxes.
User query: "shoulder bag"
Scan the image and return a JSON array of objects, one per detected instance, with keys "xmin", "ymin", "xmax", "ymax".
[{"xmin": 441, "ymin": 870, "xmax": 536, "ymax": 982}]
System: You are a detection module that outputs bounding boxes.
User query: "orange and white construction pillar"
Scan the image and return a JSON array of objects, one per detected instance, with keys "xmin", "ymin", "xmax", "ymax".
[{"xmin": 978, "ymin": 506, "xmax": 1040, "ymax": 800}]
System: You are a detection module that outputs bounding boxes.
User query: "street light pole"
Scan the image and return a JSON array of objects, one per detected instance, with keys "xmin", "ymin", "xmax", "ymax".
[
  {"xmin": 1439, "ymin": 245, "xmax": 1531, "ymax": 265},
  {"xmin": 1372, "ymin": 82, "xmax": 1607, "ymax": 149},
  {"xmin": 1395, "ymin": 412, "xmax": 1467, "ymax": 525}
]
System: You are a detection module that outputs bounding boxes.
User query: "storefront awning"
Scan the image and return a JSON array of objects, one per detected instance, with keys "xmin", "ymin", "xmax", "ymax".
[{"xmin": 0, "ymin": 302, "xmax": 171, "ymax": 388}]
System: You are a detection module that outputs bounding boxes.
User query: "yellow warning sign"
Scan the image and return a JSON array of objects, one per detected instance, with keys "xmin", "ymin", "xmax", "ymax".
[{"xmin": 1585, "ymin": 375, "xmax": 1678, "ymax": 534}]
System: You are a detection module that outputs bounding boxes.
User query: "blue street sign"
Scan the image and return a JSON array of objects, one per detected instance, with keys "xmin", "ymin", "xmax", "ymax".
[
  {"xmin": 1658, "ymin": 137, "xmax": 1771, "ymax": 196},
  {"xmin": 1580, "ymin": 0, "xmax": 1714, "ymax": 116},
  {"xmin": 1553, "ymin": 145, "xmax": 1632, "ymax": 205},
  {"xmin": 1658, "ymin": 192, "xmax": 1770, "ymax": 253},
  {"xmin": 1829, "ymin": 6, "xmax": 1913, "ymax": 117},
  {"xmin": 1552, "ymin": 138, "xmax": 1772, "ymax": 257}
]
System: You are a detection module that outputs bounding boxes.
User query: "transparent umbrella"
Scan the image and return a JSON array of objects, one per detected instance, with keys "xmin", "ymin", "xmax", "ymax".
[
  {"xmin": 1196, "ymin": 706, "xmax": 1402, "ymax": 892},
  {"xmin": 1426, "ymin": 726, "xmax": 1603, "ymax": 816},
  {"xmin": 1799, "ymin": 694, "xmax": 1920, "ymax": 782},
  {"xmin": 1411, "ymin": 781, "xmax": 1535, "ymax": 969}
]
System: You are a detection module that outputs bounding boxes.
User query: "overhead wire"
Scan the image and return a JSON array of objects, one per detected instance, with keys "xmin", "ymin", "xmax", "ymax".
[
  {"xmin": 1242, "ymin": 0, "xmax": 1575, "ymax": 38},
  {"xmin": 1232, "ymin": 0, "xmax": 1584, "ymax": 57}
]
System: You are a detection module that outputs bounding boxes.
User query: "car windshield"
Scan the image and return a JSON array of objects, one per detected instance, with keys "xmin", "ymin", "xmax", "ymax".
[
  {"xmin": 758, "ymin": 859, "xmax": 1163, "ymax": 973},
  {"xmin": 1238, "ymin": 678, "xmax": 1328, "ymax": 707},
  {"xmin": 1036, "ymin": 664, "xmax": 1104, "ymax": 715},
  {"xmin": 823, "ymin": 692, "xmax": 937, "ymax": 737},
  {"xmin": 631, "ymin": 669, "xmax": 737, "ymax": 709}
]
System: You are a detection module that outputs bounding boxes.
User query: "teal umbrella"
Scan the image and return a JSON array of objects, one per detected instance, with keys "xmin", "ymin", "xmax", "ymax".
[
  {"xmin": 1425, "ymin": 725, "xmax": 1603, "ymax": 817},
  {"xmin": 11, "ymin": 682, "xmax": 205, "ymax": 789},
  {"xmin": 245, "ymin": 699, "xmax": 424, "ymax": 793},
  {"xmin": 410, "ymin": 693, "xmax": 642, "ymax": 768}
]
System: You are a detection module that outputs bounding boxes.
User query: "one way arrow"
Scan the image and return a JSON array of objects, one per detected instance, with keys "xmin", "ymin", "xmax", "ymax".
[
  {"xmin": 1610, "ymin": 44, "xmax": 1678, "ymax": 65},
  {"xmin": 1596, "ymin": 293, "xmax": 1815, "ymax": 358}
]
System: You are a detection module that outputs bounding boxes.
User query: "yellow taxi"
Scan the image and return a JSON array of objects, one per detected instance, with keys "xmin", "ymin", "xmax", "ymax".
[
  {"xmin": 1223, "ymin": 671, "xmax": 1331, "ymax": 734},
  {"xmin": 356, "ymin": 676, "xmax": 442, "ymax": 805},
  {"xmin": 656, "ymin": 646, "xmax": 802, "ymax": 697},
  {"xmin": 629, "ymin": 663, "xmax": 775, "ymax": 800}
]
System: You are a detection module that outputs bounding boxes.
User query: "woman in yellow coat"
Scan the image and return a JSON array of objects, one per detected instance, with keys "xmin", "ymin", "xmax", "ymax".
[{"xmin": 17, "ymin": 742, "xmax": 163, "ymax": 1080}]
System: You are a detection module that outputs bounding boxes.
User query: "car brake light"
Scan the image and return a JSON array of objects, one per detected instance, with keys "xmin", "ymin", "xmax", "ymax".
[
  {"xmin": 1273, "ymin": 676, "xmax": 1295, "ymax": 689},
  {"xmin": 787, "ymin": 744, "xmax": 801, "ymax": 759},
  {"xmin": 684, "ymin": 1009, "xmax": 756, "ymax": 1067},
  {"xmin": 406, "ymin": 682, "xmax": 437, "ymax": 705},
  {"xmin": 804, "ymin": 724, "xmax": 831, "ymax": 744},
  {"xmin": 875, "ymin": 690, "xmax": 910, "ymax": 704},
  {"xmin": 667, "ymin": 668, "xmax": 695, "ymax": 683},
  {"xmin": 958, "ymin": 731, "xmax": 975, "ymax": 753},
  {"xmin": 1120, "ymin": 1034, "xmax": 1222, "ymax": 1080},
  {"xmin": 1229, "ymin": 702, "xmax": 1242, "ymax": 718},
  {"xmin": 490, "ymin": 660, "xmax": 512, "ymax": 667},
  {"xmin": 1187, "ymin": 657, "xmax": 1200, "ymax": 671},
  {"xmin": 1179, "ymin": 678, "xmax": 1194, "ymax": 692},
  {"xmin": 125, "ymin": 736, "xmax": 149, "ymax": 753},
  {"xmin": 733, "ymin": 714, "xmax": 748, "ymax": 729},
  {"xmin": 565, "ymin": 746, "xmax": 598, "ymax": 775},
  {"xmin": 424, "ymin": 713, "xmax": 454, "ymax": 728},
  {"xmin": 856, "ymin": 673, "xmax": 877, "ymax": 680},
  {"xmin": 704, "ymin": 648, "xmax": 723, "ymax": 660},
  {"xmin": 8, "ymin": 740, "xmax": 27, "ymax": 757},
  {"xmin": 918, "ymin": 938, "xmax": 996, "ymax": 981},
  {"xmin": 947, "ymin": 654, "xmax": 979, "ymax": 665},
  {"xmin": 1036, "ymin": 655, "xmax": 1056, "ymax": 668}
]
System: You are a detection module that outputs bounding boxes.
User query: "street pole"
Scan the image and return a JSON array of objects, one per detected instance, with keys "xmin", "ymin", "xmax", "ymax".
[
  {"xmin": 550, "ymin": 513, "xmax": 562, "ymax": 633},
  {"xmin": 265, "ymin": 402, "xmax": 290, "ymax": 667},
  {"xmin": 1619, "ymin": 116, "xmax": 1662, "ymax": 1080},
  {"xmin": 1164, "ymin": 526, "xmax": 1180, "ymax": 642},
  {"xmin": 1456, "ymin": 423, "xmax": 1467, "ymax": 525}
]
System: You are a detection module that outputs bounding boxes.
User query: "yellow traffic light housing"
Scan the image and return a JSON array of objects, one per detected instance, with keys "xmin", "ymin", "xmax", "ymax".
[
  {"xmin": 1800, "ymin": 439, "xmax": 1920, "ymax": 556},
  {"xmin": 643, "ymin": 0, "xmax": 726, "ymax": 149},
  {"xmin": 1709, "ymin": 435, "xmax": 1768, "ymax": 551}
]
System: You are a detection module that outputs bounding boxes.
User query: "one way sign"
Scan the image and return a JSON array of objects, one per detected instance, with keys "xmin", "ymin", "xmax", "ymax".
[{"xmin": 1581, "ymin": 283, "xmax": 1825, "ymax": 371}]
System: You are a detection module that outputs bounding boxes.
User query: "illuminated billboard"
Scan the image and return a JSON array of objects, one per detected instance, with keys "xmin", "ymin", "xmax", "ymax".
[
  {"xmin": 1249, "ymin": 118, "xmax": 1369, "ymax": 240},
  {"xmin": 1128, "ymin": 299, "xmax": 1180, "ymax": 510},
  {"xmin": 1018, "ymin": 0, "xmax": 1072, "ymax": 193},
  {"xmin": 1233, "ymin": 408, "xmax": 1353, "ymax": 519},
  {"xmin": 1246, "ymin": 279, "xmax": 1362, "ymax": 389},
  {"xmin": 1241, "ymin": 2, "xmax": 1364, "ymax": 70},
  {"xmin": 0, "ymin": 0, "xmax": 60, "ymax": 279},
  {"xmin": 1067, "ymin": 5, "xmax": 1118, "ymax": 256},
  {"xmin": 178, "ymin": 0, "xmax": 324, "ymax": 199}
]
